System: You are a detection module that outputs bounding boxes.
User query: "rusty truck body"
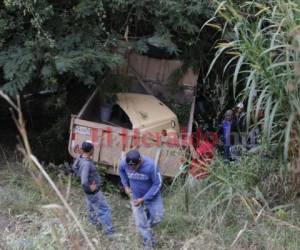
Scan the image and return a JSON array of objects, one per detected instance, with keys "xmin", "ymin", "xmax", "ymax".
[
  {"xmin": 68, "ymin": 89, "xmax": 188, "ymax": 177},
  {"xmin": 68, "ymin": 50, "xmax": 198, "ymax": 177}
]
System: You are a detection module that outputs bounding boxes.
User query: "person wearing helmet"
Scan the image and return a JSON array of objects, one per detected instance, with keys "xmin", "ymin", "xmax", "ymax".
[
  {"xmin": 119, "ymin": 149, "xmax": 164, "ymax": 249},
  {"xmin": 72, "ymin": 140, "xmax": 115, "ymax": 235}
]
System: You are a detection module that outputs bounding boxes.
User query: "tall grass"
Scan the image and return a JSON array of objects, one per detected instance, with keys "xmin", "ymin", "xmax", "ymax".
[
  {"xmin": 2, "ymin": 153, "xmax": 300, "ymax": 249},
  {"xmin": 0, "ymin": 158, "xmax": 141, "ymax": 250},
  {"xmin": 163, "ymin": 152, "xmax": 300, "ymax": 249},
  {"xmin": 208, "ymin": 0, "xmax": 300, "ymax": 164}
]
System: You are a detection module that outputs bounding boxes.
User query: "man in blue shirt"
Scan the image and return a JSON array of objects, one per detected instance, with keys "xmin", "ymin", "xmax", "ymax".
[
  {"xmin": 119, "ymin": 149, "xmax": 164, "ymax": 249},
  {"xmin": 72, "ymin": 140, "xmax": 115, "ymax": 235},
  {"xmin": 222, "ymin": 110, "xmax": 234, "ymax": 162}
]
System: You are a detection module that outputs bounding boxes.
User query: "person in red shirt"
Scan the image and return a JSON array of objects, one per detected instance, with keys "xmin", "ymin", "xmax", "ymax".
[{"xmin": 189, "ymin": 133, "xmax": 216, "ymax": 179}]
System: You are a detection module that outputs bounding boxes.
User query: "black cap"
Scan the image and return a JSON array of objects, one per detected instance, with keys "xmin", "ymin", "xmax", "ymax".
[
  {"xmin": 126, "ymin": 150, "xmax": 141, "ymax": 166},
  {"xmin": 81, "ymin": 140, "xmax": 94, "ymax": 153}
]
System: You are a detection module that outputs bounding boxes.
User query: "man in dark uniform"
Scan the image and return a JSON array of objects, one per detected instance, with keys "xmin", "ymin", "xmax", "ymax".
[{"xmin": 73, "ymin": 140, "xmax": 115, "ymax": 235}]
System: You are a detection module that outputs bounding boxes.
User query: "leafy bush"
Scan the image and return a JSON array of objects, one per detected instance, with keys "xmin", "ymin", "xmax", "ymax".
[{"xmin": 0, "ymin": 0, "xmax": 217, "ymax": 96}]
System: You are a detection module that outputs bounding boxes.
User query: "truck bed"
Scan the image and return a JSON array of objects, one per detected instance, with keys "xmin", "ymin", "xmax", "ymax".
[
  {"xmin": 79, "ymin": 76, "xmax": 146, "ymax": 128},
  {"xmin": 68, "ymin": 75, "xmax": 190, "ymax": 177},
  {"xmin": 80, "ymin": 93, "xmax": 132, "ymax": 129}
]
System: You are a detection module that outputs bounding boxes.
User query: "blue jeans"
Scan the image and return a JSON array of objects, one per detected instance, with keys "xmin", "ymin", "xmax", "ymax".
[
  {"xmin": 131, "ymin": 196, "xmax": 164, "ymax": 249},
  {"xmin": 85, "ymin": 191, "xmax": 114, "ymax": 234},
  {"xmin": 224, "ymin": 145, "xmax": 231, "ymax": 161}
]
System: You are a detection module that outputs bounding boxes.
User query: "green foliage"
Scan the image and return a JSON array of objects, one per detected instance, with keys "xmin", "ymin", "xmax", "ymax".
[
  {"xmin": 0, "ymin": 47, "xmax": 37, "ymax": 95},
  {"xmin": 0, "ymin": 0, "xmax": 216, "ymax": 96},
  {"xmin": 0, "ymin": 0, "xmax": 119, "ymax": 95},
  {"xmin": 208, "ymin": 0, "xmax": 300, "ymax": 160},
  {"xmin": 154, "ymin": 152, "xmax": 300, "ymax": 249},
  {"xmin": 172, "ymin": 152, "xmax": 288, "ymax": 218},
  {"xmin": 133, "ymin": 33, "xmax": 178, "ymax": 55},
  {"xmin": 168, "ymin": 100, "xmax": 192, "ymax": 125},
  {"xmin": 161, "ymin": 153, "xmax": 299, "ymax": 249}
]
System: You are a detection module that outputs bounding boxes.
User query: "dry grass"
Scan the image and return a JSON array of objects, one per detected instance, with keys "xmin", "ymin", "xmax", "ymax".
[
  {"xmin": 2, "ymin": 155, "xmax": 300, "ymax": 250},
  {"xmin": 0, "ymin": 158, "xmax": 186, "ymax": 250},
  {"xmin": 1, "ymin": 91, "xmax": 300, "ymax": 250}
]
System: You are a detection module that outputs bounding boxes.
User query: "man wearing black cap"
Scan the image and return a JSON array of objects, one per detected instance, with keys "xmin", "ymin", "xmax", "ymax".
[
  {"xmin": 72, "ymin": 140, "xmax": 115, "ymax": 235},
  {"xmin": 119, "ymin": 149, "xmax": 164, "ymax": 249}
]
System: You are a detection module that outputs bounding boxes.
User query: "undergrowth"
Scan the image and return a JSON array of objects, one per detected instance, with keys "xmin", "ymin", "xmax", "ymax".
[{"xmin": 1, "ymin": 152, "xmax": 300, "ymax": 249}]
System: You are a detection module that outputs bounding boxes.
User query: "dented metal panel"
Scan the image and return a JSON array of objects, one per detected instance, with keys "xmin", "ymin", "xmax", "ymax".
[
  {"xmin": 68, "ymin": 114, "xmax": 185, "ymax": 177},
  {"xmin": 68, "ymin": 62, "xmax": 196, "ymax": 177}
]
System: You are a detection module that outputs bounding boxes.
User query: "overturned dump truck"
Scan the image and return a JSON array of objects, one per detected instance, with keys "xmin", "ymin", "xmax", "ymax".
[
  {"xmin": 69, "ymin": 48, "xmax": 201, "ymax": 178},
  {"xmin": 68, "ymin": 88, "xmax": 188, "ymax": 177}
]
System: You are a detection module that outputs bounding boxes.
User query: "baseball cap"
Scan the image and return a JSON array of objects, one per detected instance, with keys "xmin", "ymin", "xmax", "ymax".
[
  {"xmin": 81, "ymin": 140, "xmax": 94, "ymax": 153},
  {"xmin": 126, "ymin": 150, "xmax": 141, "ymax": 166}
]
